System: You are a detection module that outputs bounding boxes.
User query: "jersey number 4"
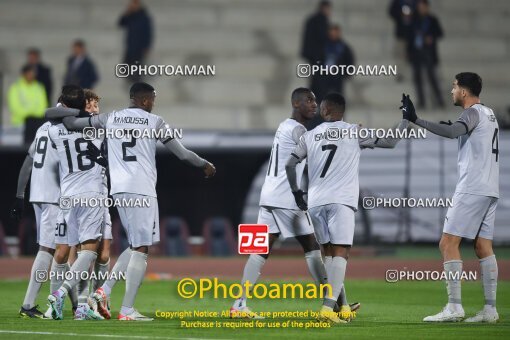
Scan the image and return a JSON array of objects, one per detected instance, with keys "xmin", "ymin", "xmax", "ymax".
[{"xmin": 492, "ymin": 128, "xmax": 499, "ymax": 162}]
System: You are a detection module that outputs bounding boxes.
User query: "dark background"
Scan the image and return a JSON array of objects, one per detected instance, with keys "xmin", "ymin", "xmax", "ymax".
[{"xmin": 0, "ymin": 146, "xmax": 269, "ymax": 237}]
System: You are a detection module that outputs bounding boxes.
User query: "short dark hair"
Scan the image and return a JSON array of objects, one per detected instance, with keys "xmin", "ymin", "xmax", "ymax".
[
  {"xmin": 323, "ymin": 92, "xmax": 346, "ymax": 112},
  {"xmin": 27, "ymin": 47, "xmax": 40, "ymax": 56},
  {"xmin": 291, "ymin": 87, "xmax": 312, "ymax": 103},
  {"xmin": 319, "ymin": 1, "xmax": 331, "ymax": 9},
  {"xmin": 455, "ymin": 72, "xmax": 482, "ymax": 97},
  {"xmin": 129, "ymin": 82, "xmax": 155, "ymax": 99},
  {"xmin": 330, "ymin": 23, "xmax": 341, "ymax": 31},
  {"xmin": 73, "ymin": 39, "xmax": 85, "ymax": 48},
  {"xmin": 60, "ymin": 85, "xmax": 85, "ymax": 110},
  {"xmin": 21, "ymin": 64, "xmax": 34, "ymax": 74}
]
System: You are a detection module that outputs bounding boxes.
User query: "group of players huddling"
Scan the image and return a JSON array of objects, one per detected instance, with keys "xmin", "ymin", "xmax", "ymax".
[
  {"xmin": 14, "ymin": 71, "xmax": 499, "ymax": 324},
  {"xmin": 14, "ymin": 83, "xmax": 215, "ymax": 320}
]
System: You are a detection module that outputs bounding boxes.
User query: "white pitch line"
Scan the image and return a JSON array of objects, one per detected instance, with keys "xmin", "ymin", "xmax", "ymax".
[{"xmin": 0, "ymin": 330, "xmax": 230, "ymax": 340}]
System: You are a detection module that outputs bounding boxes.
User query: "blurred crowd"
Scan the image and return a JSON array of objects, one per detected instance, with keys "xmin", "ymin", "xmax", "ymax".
[
  {"xmin": 18, "ymin": 0, "xmax": 510, "ymax": 134},
  {"xmin": 300, "ymin": 0, "xmax": 444, "ymax": 128},
  {"xmin": 6, "ymin": 0, "xmax": 152, "ymax": 141}
]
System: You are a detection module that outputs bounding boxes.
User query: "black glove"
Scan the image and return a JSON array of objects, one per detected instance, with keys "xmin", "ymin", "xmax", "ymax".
[
  {"xmin": 11, "ymin": 197, "xmax": 25, "ymax": 221},
  {"xmin": 400, "ymin": 93, "xmax": 417, "ymax": 122},
  {"xmin": 77, "ymin": 110, "xmax": 91, "ymax": 118},
  {"xmin": 292, "ymin": 190, "xmax": 308, "ymax": 211},
  {"xmin": 86, "ymin": 141, "xmax": 108, "ymax": 167}
]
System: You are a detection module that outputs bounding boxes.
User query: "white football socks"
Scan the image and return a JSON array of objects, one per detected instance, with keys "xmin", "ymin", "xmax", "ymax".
[{"xmin": 22, "ymin": 250, "xmax": 52, "ymax": 309}]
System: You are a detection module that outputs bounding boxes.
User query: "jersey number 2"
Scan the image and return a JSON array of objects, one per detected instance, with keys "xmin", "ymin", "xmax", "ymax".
[{"xmin": 122, "ymin": 136, "xmax": 137, "ymax": 162}]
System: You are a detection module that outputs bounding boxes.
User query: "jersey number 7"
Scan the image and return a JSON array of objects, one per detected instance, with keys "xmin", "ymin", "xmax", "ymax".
[{"xmin": 320, "ymin": 144, "xmax": 337, "ymax": 178}]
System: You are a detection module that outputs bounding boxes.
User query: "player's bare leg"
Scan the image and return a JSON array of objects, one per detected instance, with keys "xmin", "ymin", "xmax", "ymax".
[
  {"xmin": 68, "ymin": 246, "xmax": 78, "ymax": 265},
  {"xmin": 94, "ymin": 239, "xmax": 111, "ymax": 291},
  {"xmin": 118, "ymin": 245, "xmax": 152, "ymax": 321},
  {"xmin": 465, "ymin": 237, "xmax": 499, "ymax": 323},
  {"xmin": 424, "ymin": 233, "xmax": 464, "ymax": 322},
  {"xmin": 230, "ymin": 233, "xmax": 280, "ymax": 319},
  {"xmin": 19, "ymin": 245, "xmax": 54, "ymax": 319},
  {"xmin": 318, "ymin": 243, "xmax": 349, "ymax": 324}
]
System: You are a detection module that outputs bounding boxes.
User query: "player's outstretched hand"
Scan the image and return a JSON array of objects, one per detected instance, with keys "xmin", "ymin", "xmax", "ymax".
[
  {"xmin": 400, "ymin": 93, "xmax": 417, "ymax": 122},
  {"xmin": 10, "ymin": 197, "xmax": 24, "ymax": 221},
  {"xmin": 203, "ymin": 162, "xmax": 216, "ymax": 178},
  {"xmin": 292, "ymin": 190, "xmax": 308, "ymax": 211},
  {"xmin": 85, "ymin": 142, "xmax": 108, "ymax": 167}
]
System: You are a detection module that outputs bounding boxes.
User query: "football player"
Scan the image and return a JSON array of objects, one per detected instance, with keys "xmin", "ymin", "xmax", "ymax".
[
  {"xmin": 231, "ymin": 88, "xmax": 357, "ymax": 321},
  {"xmin": 286, "ymin": 92, "xmax": 408, "ymax": 323},
  {"xmin": 45, "ymin": 82, "xmax": 216, "ymax": 321},
  {"xmin": 12, "ymin": 110, "xmax": 60, "ymax": 318},
  {"xmin": 402, "ymin": 73, "xmax": 500, "ymax": 323}
]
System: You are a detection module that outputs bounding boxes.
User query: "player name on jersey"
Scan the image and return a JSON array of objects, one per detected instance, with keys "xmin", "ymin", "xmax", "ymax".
[{"xmin": 113, "ymin": 116, "xmax": 149, "ymax": 125}]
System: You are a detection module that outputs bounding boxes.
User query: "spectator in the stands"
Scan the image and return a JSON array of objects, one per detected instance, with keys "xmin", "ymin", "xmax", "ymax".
[
  {"xmin": 301, "ymin": 0, "xmax": 332, "ymax": 104},
  {"xmin": 63, "ymin": 39, "xmax": 99, "ymax": 89},
  {"xmin": 323, "ymin": 24, "xmax": 355, "ymax": 97},
  {"xmin": 8, "ymin": 65, "xmax": 47, "ymax": 127},
  {"xmin": 118, "ymin": 0, "xmax": 153, "ymax": 82},
  {"xmin": 306, "ymin": 24, "xmax": 355, "ymax": 129},
  {"xmin": 408, "ymin": 0, "xmax": 445, "ymax": 108},
  {"xmin": 26, "ymin": 48, "xmax": 53, "ymax": 105},
  {"xmin": 388, "ymin": 0, "xmax": 417, "ymax": 82}
]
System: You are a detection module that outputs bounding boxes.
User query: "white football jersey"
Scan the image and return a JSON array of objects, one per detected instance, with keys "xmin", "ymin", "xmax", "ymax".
[
  {"xmin": 49, "ymin": 123, "xmax": 103, "ymax": 197},
  {"xmin": 292, "ymin": 121, "xmax": 361, "ymax": 210},
  {"xmin": 28, "ymin": 121, "xmax": 60, "ymax": 203},
  {"xmin": 259, "ymin": 119, "xmax": 306, "ymax": 209},
  {"xmin": 456, "ymin": 104, "xmax": 499, "ymax": 198},
  {"xmin": 91, "ymin": 108, "xmax": 172, "ymax": 197}
]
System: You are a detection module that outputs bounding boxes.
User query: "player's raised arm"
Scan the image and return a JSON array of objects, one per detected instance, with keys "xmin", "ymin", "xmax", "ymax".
[
  {"xmin": 63, "ymin": 111, "xmax": 109, "ymax": 131},
  {"xmin": 285, "ymin": 136, "xmax": 308, "ymax": 210},
  {"xmin": 162, "ymin": 138, "xmax": 216, "ymax": 178},
  {"xmin": 45, "ymin": 106, "xmax": 80, "ymax": 119},
  {"xmin": 400, "ymin": 93, "xmax": 476, "ymax": 139},
  {"xmin": 358, "ymin": 119, "xmax": 410, "ymax": 149}
]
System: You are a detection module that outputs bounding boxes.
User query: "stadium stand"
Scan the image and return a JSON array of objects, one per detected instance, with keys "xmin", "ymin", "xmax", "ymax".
[{"xmin": 1, "ymin": 0, "xmax": 509, "ymax": 130}]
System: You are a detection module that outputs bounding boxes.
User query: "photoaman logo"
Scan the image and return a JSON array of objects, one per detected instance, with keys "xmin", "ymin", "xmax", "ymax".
[{"xmin": 238, "ymin": 224, "xmax": 269, "ymax": 255}]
